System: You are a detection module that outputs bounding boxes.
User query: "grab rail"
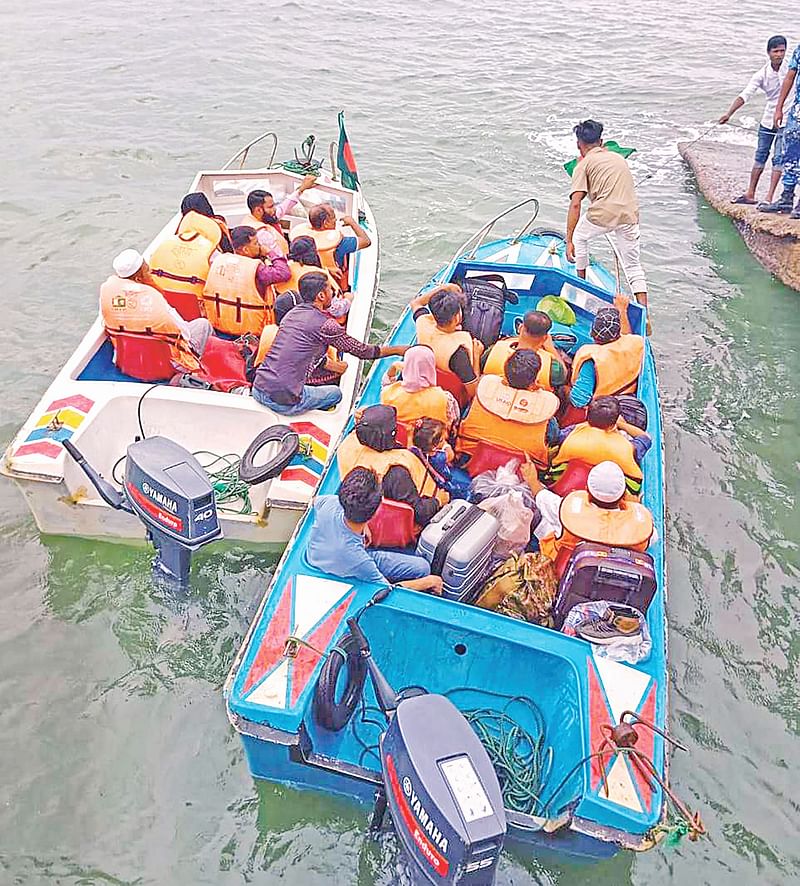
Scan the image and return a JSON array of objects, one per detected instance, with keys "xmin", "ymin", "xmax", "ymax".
[
  {"xmin": 222, "ymin": 131, "xmax": 279, "ymax": 171},
  {"xmin": 328, "ymin": 141, "xmax": 339, "ymax": 181}
]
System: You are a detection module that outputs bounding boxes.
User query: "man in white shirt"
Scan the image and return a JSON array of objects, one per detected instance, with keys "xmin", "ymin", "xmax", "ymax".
[{"xmin": 719, "ymin": 35, "xmax": 790, "ymax": 204}]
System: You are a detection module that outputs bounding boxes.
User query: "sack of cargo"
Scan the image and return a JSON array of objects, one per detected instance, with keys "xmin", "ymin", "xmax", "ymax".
[
  {"xmin": 474, "ymin": 552, "xmax": 557, "ymax": 626},
  {"xmin": 416, "ymin": 498, "xmax": 499, "ymax": 602},
  {"xmin": 460, "ymin": 274, "xmax": 518, "ymax": 350}
]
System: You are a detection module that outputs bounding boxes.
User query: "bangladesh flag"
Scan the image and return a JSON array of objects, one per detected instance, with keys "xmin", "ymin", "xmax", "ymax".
[
  {"xmin": 337, "ymin": 111, "xmax": 360, "ymax": 191},
  {"xmin": 564, "ymin": 141, "xmax": 636, "ymax": 176}
]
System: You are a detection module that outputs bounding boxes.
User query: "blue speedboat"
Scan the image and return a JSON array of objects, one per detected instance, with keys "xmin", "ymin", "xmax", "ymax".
[{"xmin": 225, "ymin": 200, "xmax": 691, "ymax": 867}]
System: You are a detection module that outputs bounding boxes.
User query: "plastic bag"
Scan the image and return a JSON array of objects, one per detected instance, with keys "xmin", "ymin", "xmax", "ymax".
[
  {"xmin": 562, "ymin": 600, "xmax": 652, "ymax": 664},
  {"xmin": 478, "ymin": 490, "xmax": 534, "ymax": 558},
  {"xmin": 474, "ymin": 552, "xmax": 557, "ymax": 626},
  {"xmin": 471, "ymin": 459, "xmax": 535, "ymax": 508}
]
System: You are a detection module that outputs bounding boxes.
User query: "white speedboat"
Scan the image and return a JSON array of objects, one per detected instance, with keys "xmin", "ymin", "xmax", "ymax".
[{"xmin": 1, "ymin": 129, "xmax": 379, "ymax": 545}]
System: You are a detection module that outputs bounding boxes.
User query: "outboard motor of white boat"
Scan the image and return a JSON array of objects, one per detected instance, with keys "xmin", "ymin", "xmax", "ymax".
[
  {"xmin": 344, "ymin": 617, "xmax": 507, "ymax": 885},
  {"xmin": 63, "ymin": 436, "xmax": 221, "ymax": 586}
]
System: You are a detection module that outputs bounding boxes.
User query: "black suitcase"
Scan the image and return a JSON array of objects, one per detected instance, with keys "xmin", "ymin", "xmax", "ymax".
[
  {"xmin": 553, "ymin": 541, "xmax": 656, "ymax": 628},
  {"xmin": 460, "ymin": 274, "xmax": 519, "ymax": 350}
]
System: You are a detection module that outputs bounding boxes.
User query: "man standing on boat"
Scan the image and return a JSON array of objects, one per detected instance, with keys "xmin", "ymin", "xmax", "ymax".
[
  {"xmin": 761, "ymin": 41, "xmax": 800, "ymax": 218},
  {"xmin": 719, "ymin": 35, "xmax": 789, "ymax": 205},
  {"xmin": 565, "ymin": 120, "xmax": 649, "ymax": 323}
]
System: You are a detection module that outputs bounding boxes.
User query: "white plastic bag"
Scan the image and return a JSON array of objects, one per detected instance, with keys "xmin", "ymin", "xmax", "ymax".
[{"xmin": 478, "ymin": 490, "xmax": 534, "ymax": 558}]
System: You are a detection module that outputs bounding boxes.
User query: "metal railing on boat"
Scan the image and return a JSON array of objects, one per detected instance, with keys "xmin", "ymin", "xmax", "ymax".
[{"xmin": 222, "ymin": 131, "xmax": 279, "ymax": 171}]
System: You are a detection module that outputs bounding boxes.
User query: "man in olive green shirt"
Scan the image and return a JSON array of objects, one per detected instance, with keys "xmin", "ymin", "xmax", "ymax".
[{"xmin": 566, "ymin": 119, "xmax": 648, "ymax": 318}]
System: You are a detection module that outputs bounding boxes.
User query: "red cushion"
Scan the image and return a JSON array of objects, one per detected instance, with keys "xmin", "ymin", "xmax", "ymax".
[
  {"xmin": 367, "ymin": 499, "xmax": 416, "ymax": 548},
  {"xmin": 466, "ymin": 441, "xmax": 524, "ymax": 478},
  {"xmin": 436, "ymin": 367, "xmax": 469, "ymax": 410},
  {"xmin": 161, "ymin": 289, "xmax": 204, "ymax": 321},
  {"xmin": 113, "ymin": 334, "xmax": 175, "ymax": 382},
  {"xmin": 550, "ymin": 460, "xmax": 592, "ymax": 497},
  {"xmin": 194, "ymin": 336, "xmax": 249, "ymax": 390}
]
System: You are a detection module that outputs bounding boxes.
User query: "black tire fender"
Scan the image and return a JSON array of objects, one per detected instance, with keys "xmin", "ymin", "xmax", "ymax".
[
  {"xmin": 239, "ymin": 425, "xmax": 300, "ymax": 485},
  {"xmin": 313, "ymin": 632, "xmax": 367, "ymax": 731},
  {"xmin": 531, "ymin": 226, "xmax": 565, "ymax": 239}
]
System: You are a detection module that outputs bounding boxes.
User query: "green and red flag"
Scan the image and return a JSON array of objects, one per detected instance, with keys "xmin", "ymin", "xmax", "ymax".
[
  {"xmin": 337, "ymin": 110, "xmax": 360, "ymax": 191},
  {"xmin": 563, "ymin": 140, "xmax": 636, "ymax": 177}
]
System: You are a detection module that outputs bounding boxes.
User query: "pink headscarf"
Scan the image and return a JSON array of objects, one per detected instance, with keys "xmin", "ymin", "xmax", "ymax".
[{"xmin": 401, "ymin": 345, "xmax": 437, "ymax": 393}]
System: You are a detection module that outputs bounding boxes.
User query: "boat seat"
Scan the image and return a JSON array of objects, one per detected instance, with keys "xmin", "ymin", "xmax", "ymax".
[
  {"xmin": 465, "ymin": 440, "xmax": 525, "ymax": 478},
  {"xmin": 160, "ymin": 289, "xmax": 204, "ymax": 321},
  {"xmin": 112, "ymin": 333, "xmax": 175, "ymax": 382},
  {"xmin": 367, "ymin": 498, "xmax": 416, "ymax": 548},
  {"xmin": 436, "ymin": 367, "xmax": 469, "ymax": 410}
]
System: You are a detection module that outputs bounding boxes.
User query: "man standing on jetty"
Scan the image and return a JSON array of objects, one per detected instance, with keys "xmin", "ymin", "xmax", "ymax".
[
  {"xmin": 566, "ymin": 120, "xmax": 649, "ymax": 326},
  {"xmin": 719, "ymin": 35, "xmax": 789, "ymax": 205},
  {"xmin": 761, "ymin": 40, "xmax": 800, "ymax": 218}
]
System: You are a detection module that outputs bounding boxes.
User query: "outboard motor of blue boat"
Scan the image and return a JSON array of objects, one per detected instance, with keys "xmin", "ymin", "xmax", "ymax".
[
  {"xmin": 344, "ymin": 618, "xmax": 506, "ymax": 885},
  {"xmin": 63, "ymin": 436, "xmax": 221, "ymax": 586}
]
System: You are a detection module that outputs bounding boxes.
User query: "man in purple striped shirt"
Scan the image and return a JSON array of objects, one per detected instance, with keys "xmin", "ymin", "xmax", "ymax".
[{"xmin": 253, "ymin": 273, "xmax": 408, "ymax": 415}]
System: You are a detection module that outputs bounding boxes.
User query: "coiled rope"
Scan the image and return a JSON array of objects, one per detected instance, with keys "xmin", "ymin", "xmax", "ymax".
[{"xmin": 191, "ymin": 451, "xmax": 252, "ymax": 514}]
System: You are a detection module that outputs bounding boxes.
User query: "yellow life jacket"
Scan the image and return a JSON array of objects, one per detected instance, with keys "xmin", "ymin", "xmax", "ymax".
[
  {"xmin": 274, "ymin": 260, "xmax": 340, "ymax": 296},
  {"xmin": 240, "ymin": 212, "xmax": 289, "ymax": 255},
  {"xmin": 457, "ymin": 375, "xmax": 559, "ymax": 468},
  {"xmin": 483, "ymin": 338, "xmax": 555, "ymax": 391},
  {"xmin": 553, "ymin": 423, "xmax": 642, "ymax": 481},
  {"xmin": 336, "ymin": 433, "xmax": 448, "ymax": 504},
  {"xmin": 177, "ymin": 211, "xmax": 224, "ymax": 251},
  {"xmin": 99, "ymin": 276, "xmax": 198, "ymax": 371},
  {"xmin": 380, "ymin": 382, "xmax": 450, "ymax": 431},
  {"xmin": 572, "ymin": 334, "xmax": 644, "ymax": 396},
  {"xmin": 149, "ymin": 231, "xmax": 215, "ymax": 301},
  {"xmin": 202, "ymin": 254, "xmax": 273, "ymax": 336},
  {"xmin": 415, "ymin": 314, "xmax": 480, "ymax": 378},
  {"xmin": 541, "ymin": 490, "xmax": 653, "ymax": 563},
  {"xmin": 290, "ymin": 223, "xmax": 344, "ymax": 278}
]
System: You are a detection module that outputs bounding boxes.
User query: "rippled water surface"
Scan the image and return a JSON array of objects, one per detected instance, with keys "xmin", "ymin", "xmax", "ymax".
[{"xmin": 1, "ymin": 1, "xmax": 799, "ymax": 884}]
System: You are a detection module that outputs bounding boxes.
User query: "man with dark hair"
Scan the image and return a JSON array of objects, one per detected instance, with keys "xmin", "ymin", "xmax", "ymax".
[
  {"xmin": 566, "ymin": 119, "xmax": 649, "ymax": 323},
  {"xmin": 720, "ymin": 36, "xmax": 790, "ymax": 204},
  {"xmin": 482, "ymin": 308, "xmax": 568, "ymax": 390},
  {"xmin": 241, "ymin": 174, "xmax": 318, "ymax": 253},
  {"xmin": 202, "ymin": 226, "xmax": 290, "ymax": 336},
  {"xmin": 569, "ymin": 294, "xmax": 644, "ymax": 408},
  {"xmin": 551, "ymin": 395, "xmax": 652, "ymax": 496},
  {"xmin": 410, "ymin": 283, "xmax": 483, "ymax": 399},
  {"xmin": 252, "ymin": 274, "xmax": 407, "ymax": 414},
  {"xmin": 306, "ymin": 467, "xmax": 443, "ymax": 592},
  {"xmin": 290, "ymin": 202, "xmax": 371, "ymax": 283},
  {"xmin": 761, "ymin": 40, "xmax": 800, "ymax": 217},
  {"xmin": 457, "ymin": 348, "xmax": 560, "ymax": 469}
]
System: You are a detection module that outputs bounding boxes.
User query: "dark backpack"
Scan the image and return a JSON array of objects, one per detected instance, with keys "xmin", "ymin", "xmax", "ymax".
[{"xmin": 460, "ymin": 274, "xmax": 519, "ymax": 349}]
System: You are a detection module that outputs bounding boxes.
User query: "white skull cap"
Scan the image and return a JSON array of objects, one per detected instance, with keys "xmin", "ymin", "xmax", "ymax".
[
  {"xmin": 112, "ymin": 249, "xmax": 144, "ymax": 278},
  {"xmin": 587, "ymin": 460, "xmax": 626, "ymax": 503}
]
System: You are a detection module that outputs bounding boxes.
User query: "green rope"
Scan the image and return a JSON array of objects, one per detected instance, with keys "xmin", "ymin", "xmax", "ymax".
[{"xmin": 192, "ymin": 451, "xmax": 252, "ymax": 514}]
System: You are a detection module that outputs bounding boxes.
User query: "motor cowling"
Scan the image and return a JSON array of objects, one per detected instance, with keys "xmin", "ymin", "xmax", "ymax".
[{"xmin": 380, "ymin": 694, "xmax": 506, "ymax": 886}]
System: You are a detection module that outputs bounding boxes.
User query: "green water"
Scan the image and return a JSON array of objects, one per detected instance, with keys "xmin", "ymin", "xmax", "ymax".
[{"xmin": 1, "ymin": 1, "xmax": 799, "ymax": 883}]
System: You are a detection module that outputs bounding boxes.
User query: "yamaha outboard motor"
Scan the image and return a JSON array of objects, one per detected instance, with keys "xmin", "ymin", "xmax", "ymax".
[
  {"xmin": 341, "ymin": 618, "xmax": 507, "ymax": 885},
  {"xmin": 63, "ymin": 436, "xmax": 221, "ymax": 586}
]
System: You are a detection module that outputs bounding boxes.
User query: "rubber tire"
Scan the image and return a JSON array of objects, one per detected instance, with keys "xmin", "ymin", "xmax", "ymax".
[
  {"xmin": 531, "ymin": 227, "xmax": 565, "ymax": 239},
  {"xmin": 238, "ymin": 425, "xmax": 300, "ymax": 485},
  {"xmin": 313, "ymin": 633, "xmax": 367, "ymax": 731}
]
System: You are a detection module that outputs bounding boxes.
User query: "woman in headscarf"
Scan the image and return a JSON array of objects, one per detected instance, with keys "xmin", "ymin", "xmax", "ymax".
[
  {"xmin": 177, "ymin": 192, "xmax": 234, "ymax": 253},
  {"xmin": 380, "ymin": 344, "xmax": 459, "ymax": 436}
]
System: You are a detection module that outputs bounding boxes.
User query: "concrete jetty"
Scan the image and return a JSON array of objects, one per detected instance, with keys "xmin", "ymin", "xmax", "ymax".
[{"xmin": 680, "ymin": 139, "xmax": 800, "ymax": 291}]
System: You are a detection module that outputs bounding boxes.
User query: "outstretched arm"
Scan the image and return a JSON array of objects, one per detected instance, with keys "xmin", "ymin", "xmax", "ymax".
[
  {"xmin": 341, "ymin": 214, "xmax": 371, "ymax": 250},
  {"xmin": 409, "ymin": 282, "xmax": 462, "ymax": 312}
]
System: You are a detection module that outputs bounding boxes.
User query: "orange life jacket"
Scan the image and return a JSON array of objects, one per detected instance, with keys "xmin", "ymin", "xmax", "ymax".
[
  {"xmin": 290, "ymin": 223, "xmax": 344, "ymax": 279},
  {"xmin": 415, "ymin": 314, "xmax": 480, "ymax": 379},
  {"xmin": 149, "ymin": 231, "xmax": 215, "ymax": 303},
  {"xmin": 99, "ymin": 276, "xmax": 199, "ymax": 372},
  {"xmin": 336, "ymin": 433, "xmax": 448, "ymax": 505},
  {"xmin": 380, "ymin": 382, "xmax": 450, "ymax": 434},
  {"xmin": 572, "ymin": 334, "xmax": 644, "ymax": 396},
  {"xmin": 274, "ymin": 260, "xmax": 340, "ymax": 296},
  {"xmin": 457, "ymin": 375, "xmax": 559, "ymax": 468},
  {"xmin": 483, "ymin": 338, "xmax": 555, "ymax": 391},
  {"xmin": 177, "ymin": 211, "xmax": 224, "ymax": 251},
  {"xmin": 240, "ymin": 212, "xmax": 289, "ymax": 254},
  {"xmin": 553, "ymin": 423, "xmax": 642, "ymax": 481},
  {"xmin": 202, "ymin": 254, "xmax": 273, "ymax": 336},
  {"xmin": 540, "ymin": 490, "xmax": 653, "ymax": 563}
]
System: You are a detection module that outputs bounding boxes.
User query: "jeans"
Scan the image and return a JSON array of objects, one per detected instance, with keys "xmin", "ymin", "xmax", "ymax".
[
  {"xmin": 252, "ymin": 383, "xmax": 342, "ymax": 415},
  {"xmin": 368, "ymin": 549, "xmax": 431, "ymax": 582},
  {"xmin": 572, "ymin": 215, "xmax": 647, "ymax": 293},
  {"xmin": 754, "ymin": 125, "xmax": 784, "ymax": 168}
]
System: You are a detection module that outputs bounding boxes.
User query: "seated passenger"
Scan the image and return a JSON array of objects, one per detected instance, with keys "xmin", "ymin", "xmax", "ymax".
[
  {"xmin": 100, "ymin": 249, "xmax": 212, "ymax": 372},
  {"xmin": 148, "ymin": 228, "xmax": 216, "ymax": 318},
  {"xmin": 337, "ymin": 405, "xmax": 448, "ymax": 503},
  {"xmin": 410, "ymin": 418, "xmax": 472, "ymax": 500},
  {"xmin": 523, "ymin": 460, "xmax": 654, "ymax": 572},
  {"xmin": 380, "ymin": 345, "xmax": 459, "ymax": 435},
  {"xmin": 569, "ymin": 294, "xmax": 644, "ymax": 408},
  {"xmin": 306, "ymin": 467, "xmax": 443, "ymax": 593},
  {"xmin": 290, "ymin": 203, "xmax": 371, "ymax": 286},
  {"xmin": 202, "ymin": 226, "xmax": 290, "ymax": 336},
  {"xmin": 483, "ymin": 309, "xmax": 568, "ymax": 391},
  {"xmin": 551, "ymin": 396, "xmax": 651, "ymax": 496},
  {"xmin": 410, "ymin": 283, "xmax": 483, "ymax": 400},
  {"xmin": 177, "ymin": 193, "xmax": 233, "ymax": 253},
  {"xmin": 252, "ymin": 274, "xmax": 407, "ymax": 415},
  {"xmin": 382, "ymin": 464, "xmax": 442, "ymax": 529},
  {"xmin": 274, "ymin": 236, "xmax": 343, "ymax": 297},
  {"xmin": 241, "ymin": 174, "xmax": 318, "ymax": 255},
  {"xmin": 457, "ymin": 350, "xmax": 560, "ymax": 471}
]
